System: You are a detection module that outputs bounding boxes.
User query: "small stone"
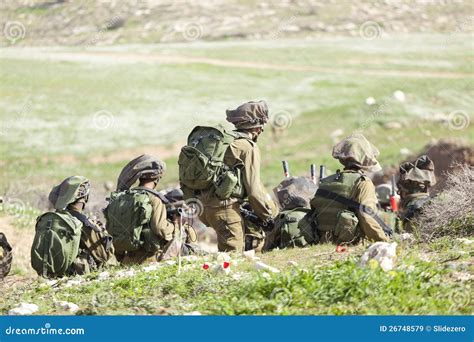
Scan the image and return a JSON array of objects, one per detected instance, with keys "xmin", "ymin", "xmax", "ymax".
[
  {"xmin": 287, "ymin": 261, "xmax": 298, "ymax": 267},
  {"xmin": 365, "ymin": 97, "xmax": 376, "ymax": 105},
  {"xmin": 254, "ymin": 261, "xmax": 280, "ymax": 273},
  {"xmin": 383, "ymin": 121, "xmax": 403, "ymax": 129},
  {"xmin": 98, "ymin": 271, "xmax": 110, "ymax": 280},
  {"xmin": 57, "ymin": 301, "xmax": 79, "ymax": 313},
  {"xmin": 393, "ymin": 90, "xmax": 406, "ymax": 102},
  {"xmin": 143, "ymin": 264, "xmax": 159, "ymax": 273},
  {"xmin": 399, "ymin": 148, "xmax": 412, "ymax": 156},
  {"xmin": 9, "ymin": 303, "xmax": 39, "ymax": 316}
]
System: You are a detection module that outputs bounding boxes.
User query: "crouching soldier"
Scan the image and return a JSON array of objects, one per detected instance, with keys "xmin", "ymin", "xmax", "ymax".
[
  {"xmin": 397, "ymin": 155, "xmax": 436, "ymax": 232},
  {"xmin": 310, "ymin": 134, "xmax": 391, "ymax": 245},
  {"xmin": 263, "ymin": 176, "xmax": 318, "ymax": 251},
  {"xmin": 179, "ymin": 100, "xmax": 278, "ymax": 253},
  {"xmin": 0, "ymin": 233, "xmax": 12, "ymax": 280},
  {"xmin": 104, "ymin": 154, "xmax": 197, "ymax": 264},
  {"xmin": 31, "ymin": 176, "xmax": 116, "ymax": 278}
]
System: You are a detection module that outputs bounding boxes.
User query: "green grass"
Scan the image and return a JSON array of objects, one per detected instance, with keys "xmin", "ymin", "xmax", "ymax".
[{"xmin": 1, "ymin": 237, "xmax": 471, "ymax": 315}]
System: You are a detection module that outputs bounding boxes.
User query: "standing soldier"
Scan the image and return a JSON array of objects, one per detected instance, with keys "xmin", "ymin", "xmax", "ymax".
[
  {"xmin": 179, "ymin": 100, "xmax": 278, "ymax": 252},
  {"xmin": 397, "ymin": 155, "xmax": 436, "ymax": 231},
  {"xmin": 310, "ymin": 134, "xmax": 391, "ymax": 244}
]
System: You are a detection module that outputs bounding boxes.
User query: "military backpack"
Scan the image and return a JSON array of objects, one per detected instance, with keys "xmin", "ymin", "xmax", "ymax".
[
  {"xmin": 104, "ymin": 188, "xmax": 165, "ymax": 254},
  {"xmin": 31, "ymin": 211, "xmax": 83, "ymax": 277},
  {"xmin": 178, "ymin": 125, "xmax": 245, "ymax": 200},
  {"xmin": 276, "ymin": 208, "xmax": 318, "ymax": 248}
]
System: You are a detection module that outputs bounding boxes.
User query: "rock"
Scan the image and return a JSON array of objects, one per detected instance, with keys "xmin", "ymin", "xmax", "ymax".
[
  {"xmin": 365, "ymin": 97, "xmax": 376, "ymax": 105},
  {"xmin": 116, "ymin": 269, "xmax": 136, "ymax": 278},
  {"xmin": 254, "ymin": 261, "xmax": 280, "ymax": 273},
  {"xmin": 57, "ymin": 301, "xmax": 79, "ymax": 313},
  {"xmin": 64, "ymin": 279, "xmax": 83, "ymax": 288},
  {"xmin": 98, "ymin": 271, "xmax": 110, "ymax": 280},
  {"xmin": 287, "ymin": 261, "xmax": 298, "ymax": 267},
  {"xmin": 393, "ymin": 90, "xmax": 406, "ymax": 102},
  {"xmin": 9, "ymin": 303, "xmax": 39, "ymax": 315},
  {"xmin": 360, "ymin": 242, "xmax": 397, "ymax": 272},
  {"xmin": 399, "ymin": 233, "xmax": 414, "ymax": 242},
  {"xmin": 243, "ymin": 249, "xmax": 259, "ymax": 260},
  {"xmin": 383, "ymin": 121, "xmax": 403, "ymax": 129},
  {"xmin": 399, "ymin": 148, "xmax": 412, "ymax": 156},
  {"xmin": 143, "ymin": 264, "xmax": 160, "ymax": 273}
]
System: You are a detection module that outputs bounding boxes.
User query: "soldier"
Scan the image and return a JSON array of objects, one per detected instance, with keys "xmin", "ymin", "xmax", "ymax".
[
  {"xmin": 105, "ymin": 155, "xmax": 197, "ymax": 264},
  {"xmin": 397, "ymin": 155, "xmax": 436, "ymax": 232},
  {"xmin": 31, "ymin": 176, "xmax": 116, "ymax": 277},
  {"xmin": 0, "ymin": 233, "xmax": 12, "ymax": 280},
  {"xmin": 179, "ymin": 100, "xmax": 278, "ymax": 252},
  {"xmin": 263, "ymin": 176, "xmax": 318, "ymax": 251},
  {"xmin": 310, "ymin": 134, "xmax": 391, "ymax": 244}
]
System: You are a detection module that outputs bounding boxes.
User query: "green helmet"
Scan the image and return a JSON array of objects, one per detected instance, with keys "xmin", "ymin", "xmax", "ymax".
[
  {"xmin": 48, "ymin": 176, "xmax": 90, "ymax": 210},
  {"xmin": 375, "ymin": 183, "xmax": 391, "ymax": 205},
  {"xmin": 226, "ymin": 100, "xmax": 269, "ymax": 129},
  {"xmin": 398, "ymin": 155, "xmax": 436, "ymax": 193},
  {"xmin": 332, "ymin": 133, "xmax": 381, "ymax": 172}
]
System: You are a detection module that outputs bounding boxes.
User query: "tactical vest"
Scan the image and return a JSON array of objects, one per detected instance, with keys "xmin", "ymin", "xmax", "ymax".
[{"xmin": 310, "ymin": 171, "xmax": 363, "ymax": 243}]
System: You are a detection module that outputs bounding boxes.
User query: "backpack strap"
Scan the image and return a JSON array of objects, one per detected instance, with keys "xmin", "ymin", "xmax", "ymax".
[
  {"xmin": 315, "ymin": 188, "xmax": 393, "ymax": 237},
  {"xmin": 67, "ymin": 210, "xmax": 101, "ymax": 232},
  {"xmin": 134, "ymin": 187, "xmax": 170, "ymax": 204}
]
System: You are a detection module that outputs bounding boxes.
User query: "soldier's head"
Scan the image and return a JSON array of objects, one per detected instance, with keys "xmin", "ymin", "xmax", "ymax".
[
  {"xmin": 397, "ymin": 155, "xmax": 436, "ymax": 198},
  {"xmin": 332, "ymin": 133, "xmax": 382, "ymax": 173},
  {"xmin": 116, "ymin": 154, "xmax": 166, "ymax": 191},
  {"xmin": 137, "ymin": 157, "xmax": 166, "ymax": 190},
  {"xmin": 226, "ymin": 100, "xmax": 269, "ymax": 142},
  {"xmin": 48, "ymin": 176, "xmax": 91, "ymax": 212}
]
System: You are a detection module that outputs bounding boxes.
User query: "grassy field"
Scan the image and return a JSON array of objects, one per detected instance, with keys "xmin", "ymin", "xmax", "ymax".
[{"xmin": 0, "ymin": 34, "xmax": 472, "ymax": 314}]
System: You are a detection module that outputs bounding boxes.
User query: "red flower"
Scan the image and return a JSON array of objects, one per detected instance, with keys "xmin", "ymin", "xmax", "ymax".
[
  {"xmin": 202, "ymin": 263, "xmax": 210, "ymax": 270},
  {"xmin": 336, "ymin": 245, "xmax": 347, "ymax": 253},
  {"xmin": 223, "ymin": 262, "xmax": 230, "ymax": 269}
]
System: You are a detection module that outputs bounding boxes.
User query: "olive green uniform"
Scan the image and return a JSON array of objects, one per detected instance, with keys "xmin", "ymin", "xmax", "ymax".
[{"xmin": 199, "ymin": 134, "xmax": 278, "ymax": 252}]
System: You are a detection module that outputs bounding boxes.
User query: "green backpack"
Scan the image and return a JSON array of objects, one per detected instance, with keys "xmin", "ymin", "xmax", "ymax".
[
  {"xmin": 178, "ymin": 125, "xmax": 244, "ymax": 200},
  {"xmin": 31, "ymin": 211, "xmax": 82, "ymax": 277},
  {"xmin": 277, "ymin": 208, "xmax": 318, "ymax": 248},
  {"xmin": 104, "ymin": 189, "xmax": 154, "ymax": 253}
]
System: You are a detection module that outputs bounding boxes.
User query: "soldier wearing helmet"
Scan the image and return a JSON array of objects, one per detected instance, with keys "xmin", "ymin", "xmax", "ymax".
[
  {"xmin": 198, "ymin": 101, "xmax": 279, "ymax": 252},
  {"xmin": 310, "ymin": 134, "xmax": 390, "ymax": 244},
  {"xmin": 31, "ymin": 176, "xmax": 116, "ymax": 277},
  {"xmin": 397, "ymin": 155, "xmax": 436, "ymax": 231},
  {"xmin": 106, "ymin": 155, "xmax": 197, "ymax": 264}
]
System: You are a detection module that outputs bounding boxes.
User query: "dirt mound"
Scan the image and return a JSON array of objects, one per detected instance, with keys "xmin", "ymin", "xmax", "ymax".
[
  {"xmin": 414, "ymin": 139, "xmax": 474, "ymax": 193},
  {"xmin": 373, "ymin": 139, "xmax": 473, "ymax": 193}
]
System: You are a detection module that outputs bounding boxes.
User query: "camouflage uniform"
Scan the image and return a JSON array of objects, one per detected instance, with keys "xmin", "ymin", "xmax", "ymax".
[
  {"xmin": 199, "ymin": 101, "xmax": 278, "ymax": 252},
  {"xmin": 114, "ymin": 155, "xmax": 196, "ymax": 264},
  {"xmin": 310, "ymin": 134, "xmax": 390, "ymax": 243},
  {"xmin": 397, "ymin": 155, "xmax": 436, "ymax": 232}
]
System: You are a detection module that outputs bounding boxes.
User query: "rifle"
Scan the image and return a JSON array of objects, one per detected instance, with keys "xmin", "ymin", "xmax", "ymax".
[
  {"xmin": 240, "ymin": 206, "xmax": 275, "ymax": 232},
  {"xmin": 319, "ymin": 165, "xmax": 325, "ymax": 183},
  {"xmin": 282, "ymin": 160, "xmax": 290, "ymax": 178},
  {"xmin": 310, "ymin": 164, "xmax": 316, "ymax": 184}
]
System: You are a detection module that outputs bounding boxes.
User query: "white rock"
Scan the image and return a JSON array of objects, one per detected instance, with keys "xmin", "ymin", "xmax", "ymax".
[
  {"xmin": 383, "ymin": 121, "xmax": 403, "ymax": 129},
  {"xmin": 143, "ymin": 264, "xmax": 159, "ymax": 273},
  {"xmin": 243, "ymin": 249, "xmax": 260, "ymax": 261},
  {"xmin": 330, "ymin": 128, "xmax": 344, "ymax": 139},
  {"xmin": 57, "ymin": 301, "xmax": 79, "ymax": 313},
  {"xmin": 287, "ymin": 261, "xmax": 298, "ymax": 267},
  {"xmin": 365, "ymin": 97, "xmax": 376, "ymax": 105},
  {"xmin": 393, "ymin": 90, "xmax": 406, "ymax": 102},
  {"xmin": 116, "ymin": 269, "xmax": 136, "ymax": 278},
  {"xmin": 164, "ymin": 260, "xmax": 176, "ymax": 265},
  {"xmin": 9, "ymin": 303, "xmax": 39, "ymax": 316},
  {"xmin": 399, "ymin": 233, "xmax": 414, "ymax": 242},
  {"xmin": 64, "ymin": 279, "xmax": 83, "ymax": 288},
  {"xmin": 399, "ymin": 148, "xmax": 412, "ymax": 156},
  {"xmin": 98, "ymin": 271, "xmax": 110, "ymax": 280},
  {"xmin": 254, "ymin": 261, "xmax": 280, "ymax": 273},
  {"xmin": 360, "ymin": 242, "xmax": 397, "ymax": 272}
]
